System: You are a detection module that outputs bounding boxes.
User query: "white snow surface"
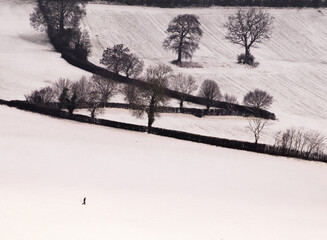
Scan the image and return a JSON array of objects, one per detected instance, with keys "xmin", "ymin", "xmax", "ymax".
[
  {"xmin": 76, "ymin": 107, "xmax": 327, "ymax": 145},
  {"xmin": 1, "ymin": 105, "xmax": 327, "ymax": 240},
  {"xmin": 0, "ymin": 1, "xmax": 326, "ymax": 141},
  {"xmin": 0, "ymin": 1, "xmax": 91, "ymax": 100},
  {"xmin": 83, "ymin": 4, "xmax": 327, "ymax": 136},
  {"xmin": 1, "ymin": 2, "xmax": 327, "ymax": 239}
]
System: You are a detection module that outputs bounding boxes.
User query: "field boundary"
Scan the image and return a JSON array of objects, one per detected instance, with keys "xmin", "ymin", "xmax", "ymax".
[
  {"xmin": 1, "ymin": 99, "xmax": 326, "ymax": 163},
  {"xmin": 60, "ymin": 50, "xmax": 277, "ymax": 120}
]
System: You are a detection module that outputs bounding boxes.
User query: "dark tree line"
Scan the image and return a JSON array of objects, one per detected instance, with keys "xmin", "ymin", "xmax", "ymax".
[
  {"xmin": 95, "ymin": 0, "xmax": 326, "ymax": 7},
  {"xmin": 30, "ymin": 0, "xmax": 91, "ymax": 60}
]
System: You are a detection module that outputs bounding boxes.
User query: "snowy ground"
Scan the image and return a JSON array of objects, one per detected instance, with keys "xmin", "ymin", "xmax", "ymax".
[
  {"xmin": 0, "ymin": 0, "xmax": 91, "ymax": 100},
  {"xmin": 0, "ymin": 1, "xmax": 326, "ymax": 142},
  {"xmin": 1, "ymin": 105, "xmax": 327, "ymax": 240},
  {"xmin": 75, "ymin": 107, "xmax": 327, "ymax": 146},
  {"xmin": 83, "ymin": 4, "xmax": 327, "ymax": 139},
  {"xmin": 1, "ymin": 2, "xmax": 327, "ymax": 239}
]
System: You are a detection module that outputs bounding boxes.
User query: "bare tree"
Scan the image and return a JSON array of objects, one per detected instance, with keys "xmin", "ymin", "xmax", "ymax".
[
  {"xmin": 53, "ymin": 78, "xmax": 71, "ymax": 97},
  {"xmin": 71, "ymin": 76, "xmax": 89, "ymax": 107},
  {"xmin": 224, "ymin": 8, "xmax": 274, "ymax": 64},
  {"xmin": 85, "ymin": 85, "xmax": 103, "ymax": 120},
  {"xmin": 53, "ymin": 78, "xmax": 74, "ymax": 111},
  {"xmin": 71, "ymin": 76, "xmax": 105, "ymax": 119},
  {"xmin": 243, "ymin": 89, "xmax": 273, "ymax": 109},
  {"xmin": 122, "ymin": 84, "xmax": 145, "ymax": 118},
  {"xmin": 171, "ymin": 73, "xmax": 198, "ymax": 111},
  {"xmin": 123, "ymin": 64, "xmax": 172, "ymax": 131},
  {"xmin": 25, "ymin": 86, "xmax": 55, "ymax": 104},
  {"xmin": 198, "ymin": 79, "xmax": 222, "ymax": 112},
  {"xmin": 223, "ymin": 93, "xmax": 239, "ymax": 104},
  {"xmin": 304, "ymin": 131, "xmax": 326, "ymax": 158},
  {"xmin": 163, "ymin": 14, "xmax": 203, "ymax": 64},
  {"xmin": 274, "ymin": 128, "xmax": 326, "ymax": 158},
  {"xmin": 124, "ymin": 53, "xmax": 144, "ymax": 78},
  {"xmin": 91, "ymin": 75, "xmax": 118, "ymax": 106},
  {"xmin": 247, "ymin": 118, "xmax": 270, "ymax": 144}
]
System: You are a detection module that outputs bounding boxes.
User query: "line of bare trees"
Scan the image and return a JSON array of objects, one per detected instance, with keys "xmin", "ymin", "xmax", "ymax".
[
  {"xmin": 274, "ymin": 128, "xmax": 326, "ymax": 159},
  {"xmin": 27, "ymin": 64, "xmax": 273, "ymax": 132},
  {"xmin": 25, "ymin": 75, "xmax": 118, "ymax": 119}
]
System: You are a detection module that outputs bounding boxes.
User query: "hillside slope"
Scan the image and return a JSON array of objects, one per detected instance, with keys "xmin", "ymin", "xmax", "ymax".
[
  {"xmin": 1, "ymin": 105, "xmax": 327, "ymax": 240},
  {"xmin": 83, "ymin": 5, "xmax": 327, "ymax": 123},
  {"xmin": 0, "ymin": 1, "xmax": 91, "ymax": 100}
]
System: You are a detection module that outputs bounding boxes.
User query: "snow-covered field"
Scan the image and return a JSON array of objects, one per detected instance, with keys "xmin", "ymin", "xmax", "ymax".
[
  {"xmin": 1, "ymin": 105, "xmax": 327, "ymax": 240},
  {"xmin": 83, "ymin": 4, "xmax": 327, "ymax": 139},
  {"xmin": 0, "ymin": 0, "xmax": 91, "ymax": 100},
  {"xmin": 0, "ymin": 1, "xmax": 326, "ymax": 142},
  {"xmin": 1, "ymin": 1, "xmax": 327, "ymax": 239},
  {"xmin": 76, "ymin": 107, "xmax": 327, "ymax": 145}
]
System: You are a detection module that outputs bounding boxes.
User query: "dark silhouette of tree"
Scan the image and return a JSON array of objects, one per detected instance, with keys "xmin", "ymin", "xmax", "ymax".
[
  {"xmin": 123, "ymin": 64, "xmax": 172, "ymax": 132},
  {"xmin": 71, "ymin": 76, "xmax": 90, "ymax": 107},
  {"xmin": 247, "ymin": 119, "xmax": 270, "ymax": 144},
  {"xmin": 171, "ymin": 73, "xmax": 198, "ymax": 111},
  {"xmin": 223, "ymin": 93, "xmax": 239, "ymax": 104},
  {"xmin": 124, "ymin": 53, "xmax": 144, "ymax": 78},
  {"xmin": 243, "ymin": 89, "xmax": 273, "ymax": 109},
  {"xmin": 85, "ymin": 86, "xmax": 102, "ymax": 120},
  {"xmin": 91, "ymin": 74, "xmax": 118, "ymax": 107},
  {"xmin": 69, "ymin": 29, "xmax": 92, "ymax": 60},
  {"xmin": 30, "ymin": 0, "xmax": 86, "ymax": 35},
  {"xmin": 58, "ymin": 87, "xmax": 76, "ymax": 114},
  {"xmin": 198, "ymin": 79, "xmax": 222, "ymax": 112},
  {"xmin": 30, "ymin": 0, "xmax": 91, "ymax": 59},
  {"xmin": 274, "ymin": 128, "xmax": 326, "ymax": 158},
  {"xmin": 71, "ymin": 76, "xmax": 105, "ymax": 119},
  {"xmin": 163, "ymin": 14, "xmax": 203, "ymax": 64},
  {"xmin": 224, "ymin": 8, "xmax": 274, "ymax": 64},
  {"xmin": 25, "ymin": 86, "xmax": 55, "ymax": 104},
  {"xmin": 100, "ymin": 44, "xmax": 144, "ymax": 78},
  {"xmin": 100, "ymin": 44, "xmax": 130, "ymax": 74}
]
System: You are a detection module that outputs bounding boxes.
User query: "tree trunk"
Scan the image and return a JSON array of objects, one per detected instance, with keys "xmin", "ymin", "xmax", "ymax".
[
  {"xmin": 177, "ymin": 48, "xmax": 182, "ymax": 64},
  {"xmin": 205, "ymin": 104, "xmax": 210, "ymax": 115},
  {"xmin": 91, "ymin": 109, "xmax": 95, "ymax": 120},
  {"xmin": 254, "ymin": 135, "xmax": 258, "ymax": 144},
  {"xmin": 147, "ymin": 98, "xmax": 155, "ymax": 132},
  {"xmin": 179, "ymin": 99, "xmax": 184, "ymax": 113},
  {"xmin": 245, "ymin": 47, "xmax": 250, "ymax": 64}
]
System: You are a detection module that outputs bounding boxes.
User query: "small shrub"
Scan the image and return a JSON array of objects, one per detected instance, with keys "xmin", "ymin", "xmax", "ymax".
[
  {"xmin": 237, "ymin": 53, "xmax": 259, "ymax": 67},
  {"xmin": 171, "ymin": 60, "xmax": 203, "ymax": 68}
]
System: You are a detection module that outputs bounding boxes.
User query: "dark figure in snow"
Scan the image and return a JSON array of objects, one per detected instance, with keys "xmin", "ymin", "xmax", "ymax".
[{"xmin": 82, "ymin": 197, "xmax": 86, "ymax": 205}]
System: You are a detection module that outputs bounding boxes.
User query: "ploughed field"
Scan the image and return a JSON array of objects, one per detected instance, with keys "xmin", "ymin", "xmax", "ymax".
[{"xmin": 82, "ymin": 4, "xmax": 327, "ymax": 142}]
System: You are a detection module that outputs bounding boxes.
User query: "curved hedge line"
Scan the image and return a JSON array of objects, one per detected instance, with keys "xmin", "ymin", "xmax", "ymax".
[
  {"xmin": 35, "ymin": 0, "xmax": 276, "ymax": 121},
  {"xmin": 61, "ymin": 51, "xmax": 276, "ymax": 120}
]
